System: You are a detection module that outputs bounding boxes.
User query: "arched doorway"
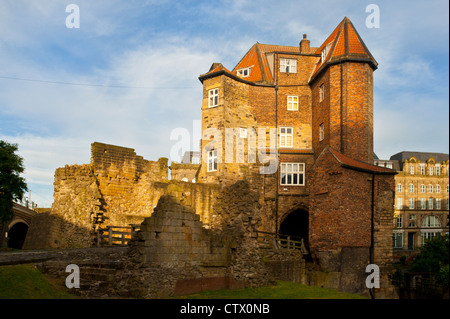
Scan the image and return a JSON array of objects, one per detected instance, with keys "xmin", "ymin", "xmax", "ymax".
[
  {"xmin": 279, "ymin": 209, "xmax": 309, "ymax": 248},
  {"xmin": 8, "ymin": 222, "xmax": 29, "ymax": 249}
]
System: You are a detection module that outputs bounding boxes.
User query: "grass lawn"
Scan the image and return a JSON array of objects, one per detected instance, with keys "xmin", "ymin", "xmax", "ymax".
[
  {"xmin": 178, "ymin": 281, "xmax": 368, "ymax": 299},
  {"xmin": 0, "ymin": 264, "xmax": 73, "ymax": 299}
]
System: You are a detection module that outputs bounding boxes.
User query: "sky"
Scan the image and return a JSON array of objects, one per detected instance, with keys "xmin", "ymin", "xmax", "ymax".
[{"xmin": 0, "ymin": 0, "xmax": 448, "ymax": 208}]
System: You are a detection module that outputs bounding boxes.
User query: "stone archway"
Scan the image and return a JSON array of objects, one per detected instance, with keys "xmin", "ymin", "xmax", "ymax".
[
  {"xmin": 279, "ymin": 208, "xmax": 309, "ymax": 247},
  {"xmin": 7, "ymin": 221, "xmax": 29, "ymax": 249}
]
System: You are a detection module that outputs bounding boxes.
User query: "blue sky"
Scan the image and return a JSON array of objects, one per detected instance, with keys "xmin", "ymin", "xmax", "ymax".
[{"xmin": 0, "ymin": 0, "xmax": 448, "ymax": 207}]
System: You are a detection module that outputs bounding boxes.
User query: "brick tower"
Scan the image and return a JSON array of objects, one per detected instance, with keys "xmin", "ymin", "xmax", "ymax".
[{"xmin": 310, "ymin": 17, "xmax": 378, "ymax": 164}]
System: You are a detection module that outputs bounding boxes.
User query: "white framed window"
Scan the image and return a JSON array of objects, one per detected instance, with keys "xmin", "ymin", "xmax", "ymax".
[
  {"xmin": 192, "ymin": 156, "xmax": 199, "ymax": 164},
  {"xmin": 410, "ymin": 165, "xmax": 415, "ymax": 175},
  {"xmin": 397, "ymin": 198, "xmax": 403, "ymax": 210},
  {"xmin": 436, "ymin": 165, "xmax": 440, "ymax": 176},
  {"xmin": 279, "ymin": 127, "xmax": 293, "ymax": 148},
  {"xmin": 421, "ymin": 184, "xmax": 425, "ymax": 193},
  {"xmin": 409, "ymin": 184, "xmax": 414, "ymax": 193},
  {"xmin": 319, "ymin": 123, "xmax": 324, "ymax": 141},
  {"xmin": 436, "ymin": 198, "xmax": 441, "ymax": 210},
  {"xmin": 386, "ymin": 163, "xmax": 393, "ymax": 169},
  {"xmin": 420, "ymin": 164, "xmax": 425, "ymax": 175},
  {"xmin": 436, "ymin": 185, "xmax": 441, "ymax": 193},
  {"xmin": 207, "ymin": 149, "xmax": 217, "ymax": 172},
  {"xmin": 429, "ymin": 166, "xmax": 433, "ymax": 175},
  {"xmin": 237, "ymin": 67, "xmax": 251, "ymax": 78},
  {"xmin": 287, "ymin": 95, "xmax": 299, "ymax": 111},
  {"xmin": 421, "ymin": 231, "xmax": 439, "ymax": 245},
  {"xmin": 395, "ymin": 216, "xmax": 403, "ymax": 228},
  {"xmin": 409, "ymin": 214, "xmax": 417, "ymax": 228},
  {"xmin": 208, "ymin": 88, "xmax": 219, "ymax": 108},
  {"xmin": 280, "ymin": 163, "xmax": 305, "ymax": 186},
  {"xmin": 428, "ymin": 198, "xmax": 433, "ymax": 210},
  {"xmin": 420, "ymin": 198, "xmax": 426, "ymax": 210},
  {"xmin": 409, "ymin": 198, "xmax": 415, "ymax": 210},
  {"xmin": 428, "ymin": 185, "xmax": 433, "ymax": 193},
  {"xmin": 397, "ymin": 183, "xmax": 403, "ymax": 193},
  {"xmin": 319, "ymin": 84, "xmax": 325, "ymax": 102},
  {"xmin": 280, "ymin": 58, "xmax": 297, "ymax": 73},
  {"xmin": 447, "ymin": 185, "xmax": 449, "ymax": 193},
  {"xmin": 422, "ymin": 215, "xmax": 441, "ymax": 228},
  {"xmin": 393, "ymin": 232, "xmax": 403, "ymax": 248},
  {"xmin": 239, "ymin": 128, "xmax": 248, "ymax": 139}
]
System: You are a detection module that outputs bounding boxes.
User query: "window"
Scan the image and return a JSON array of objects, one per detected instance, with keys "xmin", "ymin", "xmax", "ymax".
[
  {"xmin": 319, "ymin": 123, "xmax": 324, "ymax": 141},
  {"xmin": 436, "ymin": 165, "xmax": 440, "ymax": 176},
  {"xmin": 386, "ymin": 163, "xmax": 393, "ymax": 169},
  {"xmin": 395, "ymin": 216, "xmax": 403, "ymax": 228},
  {"xmin": 410, "ymin": 165, "xmax": 415, "ymax": 175},
  {"xmin": 397, "ymin": 198, "xmax": 403, "ymax": 210},
  {"xmin": 279, "ymin": 127, "xmax": 293, "ymax": 148},
  {"xmin": 420, "ymin": 198, "xmax": 426, "ymax": 210},
  {"xmin": 239, "ymin": 128, "xmax": 247, "ymax": 139},
  {"xmin": 436, "ymin": 199, "xmax": 441, "ymax": 210},
  {"xmin": 421, "ymin": 232, "xmax": 438, "ymax": 245},
  {"xmin": 237, "ymin": 67, "xmax": 251, "ymax": 77},
  {"xmin": 319, "ymin": 84, "xmax": 325, "ymax": 102},
  {"xmin": 420, "ymin": 184, "xmax": 425, "ymax": 193},
  {"xmin": 287, "ymin": 95, "xmax": 299, "ymax": 111},
  {"xmin": 208, "ymin": 88, "xmax": 219, "ymax": 107},
  {"xmin": 409, "ymin": 184, "xmax": 414, "ymax": 193},
  {"xmin": 280, "ymin": 163, "xmax": 305, "ymax": 186},
  {"xmin": 436, "ymin": 185, "xmax": 441, "ymax": 193},
  {"xmin": 192, "ymin": 156, "xmax": 199, "ymax": 165},
  {"xmin": 207, "ymin": 149, "xmax": 217, "ymax": 172},
  {"xmin": 420, "ymin": 164, "xmax": 425, "ymax": 175},
  {"xmin": 181, "ymin": 177, "xmax": 188, "ymax": 182},
  {"xmin": 409, "ymin": 198, "xmax": 415, "ymax": 210},
  {"xmin": 428, "ymin": 185, "xmax": 433, "ymax": 193},
  {"xmin": 397, "ymin": 184, "xmax": 403, "ymax": 192},
  {"xmin": 409, "ymin": 214, "xmax": 417, "ymax": 228},
  {"xmin": 393, "ymin": 232, "xmax": 403, "ymax": 248},
  {"xmin": 422, "ymin": 215, "xmax": 441, "ymax": 227},
  {"xmin": 429, "ymin": 166, "xmax": 433, "ymax": 175},
  {"xmin": 428, "ymin": 198, "xmax": 433, "ymax": 210},
  {"xmin": 280, "ymin": 58, "xmax": 297, "ymax": 73}
]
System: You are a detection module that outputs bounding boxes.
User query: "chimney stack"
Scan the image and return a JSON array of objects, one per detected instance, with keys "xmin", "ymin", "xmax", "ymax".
[{"xmin": 299, "ymin": 34, "xmax": 310, "ymax": 54}]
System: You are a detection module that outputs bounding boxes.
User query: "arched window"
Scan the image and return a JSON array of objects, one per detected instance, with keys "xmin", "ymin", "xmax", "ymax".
[
  {"xmin": 421, "ymin": 215, "xmax": 441, "ymax": 228},
  {"xmin": 181, "ymin": 177, "xmax": 188, "ymax": 182}
]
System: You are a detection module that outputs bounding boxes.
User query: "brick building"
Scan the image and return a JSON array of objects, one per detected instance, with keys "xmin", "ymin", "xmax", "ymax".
[
  {"xmin": 194, "ymin": 17, "xmax": 397, "ymax": 293},
  {"xmin": 375, "ymin": 152, "xmax": 449, "ymax": 253}
]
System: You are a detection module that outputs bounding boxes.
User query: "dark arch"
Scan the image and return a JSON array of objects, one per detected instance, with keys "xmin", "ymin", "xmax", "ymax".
[
  {"xmin": 8, "ymin": 222, "xmax": 29, "ymax": 249},
  {"xmin": 279, "ymin": 209, "xmax": 309, "ymax": 246}
]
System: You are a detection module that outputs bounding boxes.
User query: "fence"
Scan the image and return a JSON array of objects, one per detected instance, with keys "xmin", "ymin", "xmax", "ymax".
[
  {"xmin": 96, "ymin": 225, "xmax": 141, "ymax": 247},
  {"xmin": 255, "ymin": 231, "xmax": 308, "ymax": 255}
]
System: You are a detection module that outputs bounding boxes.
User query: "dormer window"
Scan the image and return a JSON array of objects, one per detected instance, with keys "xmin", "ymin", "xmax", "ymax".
[
  {"xmin": 280, "ymin": 58, "xmax": 297, "ymax": 73},
  {"xmin": 321, "ymin": 42, "xmax": 333, "ymax": 63},
  {"xmin": 237, "ymin": 67, "xmax": 251, "ymax": 78}
]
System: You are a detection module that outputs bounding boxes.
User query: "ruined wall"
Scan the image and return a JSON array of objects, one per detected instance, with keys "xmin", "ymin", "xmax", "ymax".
[{"xmin": 27, "ymin": 142, "xmax": 220, "ymax": 249}]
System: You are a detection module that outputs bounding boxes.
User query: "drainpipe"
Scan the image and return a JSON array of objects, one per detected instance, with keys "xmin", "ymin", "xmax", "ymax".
[
  {"xmin": 369, "ymin": 172, "xmax": 375, "ymax": 299},
  {"xmin": 275, "ymin": 52, "xmax": 279, "ymax": 236}
]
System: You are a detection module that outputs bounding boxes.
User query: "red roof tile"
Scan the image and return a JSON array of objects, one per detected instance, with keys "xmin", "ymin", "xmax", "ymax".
[
  {"xmin": 311, "ymin": 17, "xmax": 378, "ymax": 80},
  {"xmin": 328, "ymin": 148, "xmax": 396, "ymax": 174}
]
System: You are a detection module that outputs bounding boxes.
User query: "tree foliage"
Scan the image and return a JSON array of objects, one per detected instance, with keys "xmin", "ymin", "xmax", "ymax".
[
  {"xmin": 0, "ymin": 140, "xmax": 28, "ymax": 222},
  {"xmin": 408, "ymin": 234, "xmax": 449, "ymax": 287}
]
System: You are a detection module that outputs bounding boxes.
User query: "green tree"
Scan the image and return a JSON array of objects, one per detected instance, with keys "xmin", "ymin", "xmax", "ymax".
[
  {"xmin": 0, "ymin": 140, "xmax": 28, "ymax": 222},
  {"xmin": 408, "ymin": 234, "xmax": 449, "ymax": 284}
]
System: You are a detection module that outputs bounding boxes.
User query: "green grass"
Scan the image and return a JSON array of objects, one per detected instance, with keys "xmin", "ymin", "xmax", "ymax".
[
  {"xmin": 0, "ymin": 264, "xmax": 74, "ymax": 299},
  {"xmin": 178, "ymin": 281, "xmax": 368, "ymax": 299}
]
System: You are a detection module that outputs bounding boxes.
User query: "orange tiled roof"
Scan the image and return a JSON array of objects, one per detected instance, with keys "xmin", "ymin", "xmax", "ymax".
[
  {"xmin": 328, "ymin": 148, "xmax": 396, "ymax": 174},
  {"xmin": 311, "ymin": 17, "xmax": 378, "ymax": 80}
]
